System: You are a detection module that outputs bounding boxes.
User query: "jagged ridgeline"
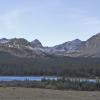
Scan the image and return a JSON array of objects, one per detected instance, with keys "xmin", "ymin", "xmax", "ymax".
[
  {"xmin": 0, "ymin": 33, "xmax": 100, "ymax": 77},
  {"xmin": 0, "ymin": 33, "xmax": 100, "ymax": 57}
]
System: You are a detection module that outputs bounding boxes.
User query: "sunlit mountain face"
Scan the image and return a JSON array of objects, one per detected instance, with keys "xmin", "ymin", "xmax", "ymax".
[{"xmin": 0, "ymin": 33, "xmax": 100, "ymax": 58}]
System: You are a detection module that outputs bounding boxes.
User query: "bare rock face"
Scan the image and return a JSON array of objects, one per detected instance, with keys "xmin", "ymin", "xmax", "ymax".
[
  {"xmin": 0, "ymin": 38, "xmax": 45, "ymax": 58},
  {"xmin": 31, "ymin": 39, "xmax": 43, "ymax": 48},
  {"xmin": 78, "ymin": 33, "xmax": 100, "ymax": 57},
  {"xmin": 0, "ymin": 33, "xmax": 100, "ymax": 58},
  {"xmin": 42, "ymin": 39, "xmax": 82, "ymax": 56},
  {"xmin": 64, "ymin": 33, "xmax": 100, "ymax": 57},
  {"xmin": 54, "ymin": 39, "xmax": 82, "ymax": 52},
  {"xmin": 43, "ymin": 33, "xmax": 100, "ymax": 57}
]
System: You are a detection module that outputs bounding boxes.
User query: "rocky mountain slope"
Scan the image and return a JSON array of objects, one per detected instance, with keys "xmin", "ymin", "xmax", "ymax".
[
  {"xmin": 0, "ymin": 38, "xmax": 45, "ymax": 58},
  {"xmin": 0, "ymin": 33, "xmax": 100, "ymax": 58},
  {"xmin": 78, "ymin": 33, "xmax": 100, "ymax": 57}
]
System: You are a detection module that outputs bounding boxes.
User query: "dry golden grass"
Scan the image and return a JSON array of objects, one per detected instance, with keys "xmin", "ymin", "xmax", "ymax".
[{"xmin": 0, "ymin": 87, "xmax": 99, "ymax": 100}]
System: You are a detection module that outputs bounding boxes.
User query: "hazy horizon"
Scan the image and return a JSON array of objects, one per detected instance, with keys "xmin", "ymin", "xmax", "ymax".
[{"xmin": 0, "ymin": 0, "xmax": 100, "ymax": 46}]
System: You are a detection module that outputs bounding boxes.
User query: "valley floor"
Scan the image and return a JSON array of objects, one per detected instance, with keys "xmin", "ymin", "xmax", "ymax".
[{"xmin": 0, "ymin": 87, "xmax": 99, "ymax": 100}]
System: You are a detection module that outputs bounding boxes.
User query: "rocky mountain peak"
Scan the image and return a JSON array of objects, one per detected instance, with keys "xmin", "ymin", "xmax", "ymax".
[
  {"xmin": 31, "ymin": 39, "xmax": 43, "ymax": 48},
  {"xmin": 6, "ymin": 38, "xmax": 30, "ymax": 47},
  {"xmin": 0, "ymin": 33, "xmax": 100, "ymax": 58},
  {"xmin": 85, "ymin": 33, "xmax": 100, "ymax": 48},
  {"xmin": 72, "ymin": 39, "xmax": 82, "ymax": 43},
  {"xmin": 54, "ymin": 39, "xmax": 82, "ymax": 52}
]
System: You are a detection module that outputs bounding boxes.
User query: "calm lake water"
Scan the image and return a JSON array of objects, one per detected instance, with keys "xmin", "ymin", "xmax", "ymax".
[
  {"xmin": 0, "ymin": 76, "xmax": 57, "ymax": 81},
  {"xmin": 0, "ymin": 76, "xmax": 98, "ymax": 83}
]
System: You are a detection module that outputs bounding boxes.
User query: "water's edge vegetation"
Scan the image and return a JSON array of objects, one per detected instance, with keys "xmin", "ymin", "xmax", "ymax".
[
  {"xmin": 1, "ymin": 52, "xmax": 100, "ymax": 91},
  {"xmin": 0, "ymin": 77, "xmax": 100, "ymax": 91}
]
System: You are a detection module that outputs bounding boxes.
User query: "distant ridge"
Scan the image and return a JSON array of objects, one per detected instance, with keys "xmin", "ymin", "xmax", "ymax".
[{"xmin": 0, "ymin": 33, "xmax": 100, "ymax": 57}]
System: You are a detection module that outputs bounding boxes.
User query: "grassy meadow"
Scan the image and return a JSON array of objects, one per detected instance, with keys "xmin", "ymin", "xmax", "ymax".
[{"xmin": 0, "ymin": 87, "xmax": 99, "ymax": 100}]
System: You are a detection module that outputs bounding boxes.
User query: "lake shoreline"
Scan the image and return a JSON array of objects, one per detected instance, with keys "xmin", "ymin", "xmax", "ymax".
[
  {"xmin": 0, "ymin": 77, "xmax": 100, "ymax": 91},
  {"xmin": 0, "ymin": 76, "xmax": 99, "ymax": 82}
]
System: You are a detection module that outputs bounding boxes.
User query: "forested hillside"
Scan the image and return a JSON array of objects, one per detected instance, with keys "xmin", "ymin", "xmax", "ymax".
[{"xmin": 0, "ymin": 51, "xmax": 100, "ymax": 78}]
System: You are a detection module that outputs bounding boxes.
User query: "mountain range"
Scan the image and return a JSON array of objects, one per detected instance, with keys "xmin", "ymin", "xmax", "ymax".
[{"xmin": 0, "ymin": 33, "xmax": 100, "ymax": 58}]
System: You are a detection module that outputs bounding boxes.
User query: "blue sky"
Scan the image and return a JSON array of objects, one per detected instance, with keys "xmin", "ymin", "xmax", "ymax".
[{"xmin": 0, "ymin": 0, "xmax": 100, "ymax": 46}]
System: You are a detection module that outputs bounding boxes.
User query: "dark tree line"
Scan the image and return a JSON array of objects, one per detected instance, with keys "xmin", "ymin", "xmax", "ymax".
[{"xmin": 0, "ymin": 51, "xmax": 100, "ymax": 78}]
